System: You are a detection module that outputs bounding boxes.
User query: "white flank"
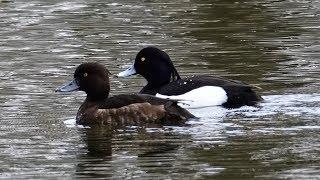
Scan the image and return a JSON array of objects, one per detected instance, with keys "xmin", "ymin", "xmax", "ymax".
[{"xmin": 156, "ymin": 86, "xmax": 228, "ymax": 109}]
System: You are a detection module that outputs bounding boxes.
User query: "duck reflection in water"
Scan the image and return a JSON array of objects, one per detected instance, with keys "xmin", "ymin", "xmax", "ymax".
[{"xmin": 75, "ymin": 127, "xmax": 188, "ymax": 178}]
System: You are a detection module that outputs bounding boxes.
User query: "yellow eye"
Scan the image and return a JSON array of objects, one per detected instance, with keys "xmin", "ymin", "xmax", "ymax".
[
  {"xmin": 141, "ymin": 57, "xmax": 145, "ymax": 62},
  {"xmin": 83, "ymin": 73, "xmax": 88, "ymax": 77}
]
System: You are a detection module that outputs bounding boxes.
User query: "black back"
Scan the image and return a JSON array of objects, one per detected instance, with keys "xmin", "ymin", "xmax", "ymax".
[{"xmin": 157, "ymin": 75, "xmax": 263, "ymax": 108}]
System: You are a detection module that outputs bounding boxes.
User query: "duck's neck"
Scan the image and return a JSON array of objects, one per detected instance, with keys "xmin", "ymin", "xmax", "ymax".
[
  {"xmin": 86, "ymin": 95, "xmax": 108, "ymax": 102},
  {"xmin": 77, "ymin": 96, "xmax": 107, "ymax": 115},
  {"xmin": 140, "ymin": 83, "xmax": 161, "ymax": 95},
  {"xmin": 141, "ymin": 69, "xmax": 181, "ymax": 95},
  {"xmin": 150, "ymin": 79, "xmax": 170, "ymax": 88},
  {"xmin": 85, "ymin": 88, "xmax": 109, "ymax": 102}
]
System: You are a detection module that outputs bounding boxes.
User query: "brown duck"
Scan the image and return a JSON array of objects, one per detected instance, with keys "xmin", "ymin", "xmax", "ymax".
[{"xmin": 56, "ymin": 62, "xmax": 195, "ymax": 127}]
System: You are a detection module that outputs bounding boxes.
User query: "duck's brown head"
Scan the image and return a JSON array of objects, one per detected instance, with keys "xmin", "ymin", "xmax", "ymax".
[{"xmin": 56, "ymin": 62, "xmax": 110, "ymax": 101}]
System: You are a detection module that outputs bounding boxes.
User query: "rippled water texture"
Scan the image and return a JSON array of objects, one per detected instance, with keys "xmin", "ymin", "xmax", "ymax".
[{"xmin": 0, "ymin": 0, "xmax": 319, "ymax": 179}]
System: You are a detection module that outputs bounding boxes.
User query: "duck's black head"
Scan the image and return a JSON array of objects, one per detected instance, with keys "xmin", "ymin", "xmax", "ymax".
[
  {"xmin": 118, "ymin": 47, "xmax": 180, "ymax": 88},
  {"xmin": 56, "ymin": 62, "xmax": 110, "ymax": 101}
]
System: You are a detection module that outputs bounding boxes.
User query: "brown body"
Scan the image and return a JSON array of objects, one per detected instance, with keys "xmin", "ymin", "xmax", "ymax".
[{"xmin": 76, "ymin": 95, "xmax": 194, "ymax": 127}]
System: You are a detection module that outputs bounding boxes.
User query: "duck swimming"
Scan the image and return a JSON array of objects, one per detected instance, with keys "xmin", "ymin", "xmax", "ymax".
[
  {"xmin": 117, "ymin": 47, "xmax": 263, "ymax": 108},
  {"xmin": 56, "ymin": 62, "xmax": 195, "ymax": 127}
]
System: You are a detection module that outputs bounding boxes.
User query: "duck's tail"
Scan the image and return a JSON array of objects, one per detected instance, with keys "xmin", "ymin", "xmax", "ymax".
[{"xmin": 162, "ymin": 101, "xmax": 196, "ymax": 125}]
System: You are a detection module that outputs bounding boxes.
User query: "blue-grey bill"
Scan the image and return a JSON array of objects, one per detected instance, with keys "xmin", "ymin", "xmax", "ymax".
[
  {"xmin": 117, "ymin": 64, "xmax": 137, "ymax": 77},
  {"xmin": 56, "ymin": 79, "xmax": 79, "ymax": 92}
]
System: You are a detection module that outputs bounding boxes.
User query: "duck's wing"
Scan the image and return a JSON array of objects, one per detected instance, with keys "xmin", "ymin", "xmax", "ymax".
[
  {"xmin": 99, "ymin": 94, "xmax": 175, "ymax": 108},
  {"xmin": 95, "ymin": 94, "xmax": 195, "ymax": 126},
  {"xmin": 156, "ymin": 75, "xmax": 252, "ymax": 95},
  {"xmin": 156, "ymin": 75, "xmax": 262, "ymax": 108}
]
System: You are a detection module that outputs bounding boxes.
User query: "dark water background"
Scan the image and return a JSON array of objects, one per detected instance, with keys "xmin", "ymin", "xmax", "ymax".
[{"xmin": 0, "ymin": 0, "xmax": 319, "ymax": 179}]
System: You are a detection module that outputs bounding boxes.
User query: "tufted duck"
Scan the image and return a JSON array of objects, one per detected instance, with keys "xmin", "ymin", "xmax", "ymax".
[
  {"xmin": 117, "ymin": 47, "xmax": 263, "ymax": 108},
  {"xmin": 56, "ymin": 62, "xmax": 195, "ymax": 127}
]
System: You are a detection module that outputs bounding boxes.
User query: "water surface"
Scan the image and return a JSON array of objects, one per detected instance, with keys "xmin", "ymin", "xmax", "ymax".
[{"xmin": 0, "ymin": 0, "xmax": 319, "ymax": 179}]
